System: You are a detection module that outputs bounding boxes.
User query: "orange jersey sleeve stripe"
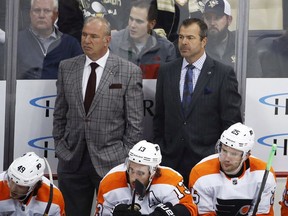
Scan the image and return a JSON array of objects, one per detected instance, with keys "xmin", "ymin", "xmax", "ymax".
[{"xmin": 189, "ymin": 155, "xmax": 220, "ymax": 189}]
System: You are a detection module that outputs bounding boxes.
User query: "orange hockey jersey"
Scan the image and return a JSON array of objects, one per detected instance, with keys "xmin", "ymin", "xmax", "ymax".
[
  {"xmin": 0, "ymin": 172, "xmax": 65, "ymax": 216},
  {"xmin": 95, "ymin": 163, "xmax": 197, "ymax": 216}
]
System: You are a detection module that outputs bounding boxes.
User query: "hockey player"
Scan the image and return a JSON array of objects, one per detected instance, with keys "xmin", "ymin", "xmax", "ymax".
[
  {"xmin": 95, "ymin": 140, "xmax": 197, "ymax": 216},
  {"xmin": 189, "ymin": 122, "xmax": 276, "ymax": 216},
  {"xmin": 0, "ymin": 152, "xmax": 65, "ymax": 215},
  {"xmin": 281, "ymin": 177, "xmax": 288, "ymax": 216}
]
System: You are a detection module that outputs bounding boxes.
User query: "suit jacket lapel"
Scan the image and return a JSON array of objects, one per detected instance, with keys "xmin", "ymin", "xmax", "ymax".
[
  {"xmin": 170, "ymin": 59, "xmax": 184, "ymax": 117},
  {"xmin": 74, "ymin": 55, "xmax": 86, "ymax": 116},
  {"xmin": 86, "ymin": 53, "xmax": 116, "ymax": 116},
  {"xmin": 185, "ymin": 56, "xmax": 215, "ymax": 117}
]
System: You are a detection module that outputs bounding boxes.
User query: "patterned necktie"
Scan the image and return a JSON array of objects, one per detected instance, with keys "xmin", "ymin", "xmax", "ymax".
[
  {"xmin": 84, "ymin": 62, "xmax": 98, "ymax": 114},
  {"xmin": 182, "ymin": 64, "xmax": 195, "ymax": 115}
]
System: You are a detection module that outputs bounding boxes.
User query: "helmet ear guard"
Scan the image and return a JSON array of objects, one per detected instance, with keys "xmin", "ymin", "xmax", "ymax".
[{"xmin": 215, "ymin": 139, "xmax": 221, "ymax": 153}]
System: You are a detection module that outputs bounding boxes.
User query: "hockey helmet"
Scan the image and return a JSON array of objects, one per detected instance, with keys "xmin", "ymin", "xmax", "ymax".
[
  {"xmin": 129, "ymin": 140, "xmax": 162, "ymax": 168},
  {"xmin": 220, "ymin": 122, "xmax": 255, "ymax": 155},
  {"xmin": 7, "ymin": 152, "xmax": 45, "ymax": 187}
]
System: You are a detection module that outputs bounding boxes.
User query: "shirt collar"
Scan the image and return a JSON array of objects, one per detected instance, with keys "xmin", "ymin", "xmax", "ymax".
[
  {"xmin": 182, "ymin": 52, "xmax": 207, "ymax": 70},
  {"xmin": 85, "ymin": 50, "xmax": 110, "ymax": 68},
  {"xmin": 29, "ymin": 26, "xmax": 57, "ymax": 40}
]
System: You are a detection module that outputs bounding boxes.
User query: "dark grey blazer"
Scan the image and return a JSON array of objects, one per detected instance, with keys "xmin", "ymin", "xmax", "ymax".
[
  {"xmin": 153, "ymin": 55, "xmax": 242, "ymax": 169},
  {"xmin": 53, "ymin": 53, "xmax": 144, "ymax": 177}
]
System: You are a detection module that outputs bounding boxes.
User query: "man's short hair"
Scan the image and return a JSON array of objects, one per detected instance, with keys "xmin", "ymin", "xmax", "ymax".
[
  {"xmin": 31, "ymin": 0, "xmax": 59, "ymax": 11},
  {"xmin": 180, "ymin": 18, "xmax": 208, "ymax": 40},
  {"xmin": 131, "ymin": 0, "xmax": 158, "ymax": 22}
]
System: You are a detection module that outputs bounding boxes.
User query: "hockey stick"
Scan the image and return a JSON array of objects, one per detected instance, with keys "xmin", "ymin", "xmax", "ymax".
[
  {"xmin": 131, "ymin": 179, "xmax": 146, "ymax": 211},
  {"xmin": 43, "ymin": 158, "xmax": 54, "ymax": 216},
  {"xmin": 131, "ymin": 186, "xmax": 137, "ymax": 211},
  {"xmin": 252, "ymin": 144, "xmax": 277, "ymax": 216}
]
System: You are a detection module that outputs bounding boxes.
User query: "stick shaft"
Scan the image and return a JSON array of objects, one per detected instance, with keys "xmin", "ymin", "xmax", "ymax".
[
  {"xmin": 252, "ymin": 144, "xmax": 277, "ymax": 216},
  {"xmin": 131, "ymin": 189, "xmax": 136, "ymax": 211}
]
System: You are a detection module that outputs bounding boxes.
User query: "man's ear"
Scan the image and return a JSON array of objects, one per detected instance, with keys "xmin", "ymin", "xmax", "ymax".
[
  {"xmin": 104, "ymin": 35, "xmax": 111, "ymax": 45},
  {"xmin": 201, "ymin": 37, "xmax": 208, "ymax": 48},
  {"xmin": 148, "ymin": 19, "xmax": 156, "ymax": 32},
  {"xmin": 227, "ymin": 15, "xmax": 233, "ymax": 26}
]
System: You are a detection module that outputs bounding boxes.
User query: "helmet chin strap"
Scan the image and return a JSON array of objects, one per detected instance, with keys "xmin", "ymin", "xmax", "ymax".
[
  {"xmin": 17, "ymin": 184, "xmax": 35, "ymax": 202},
  {"xmin": 146, "ymin": 169, "xmax": 156, "ymax": 191},
  {"xmin": 5, "ymin": 171, "xmax": 35, "ymax": 202},
  {"xmin": 223, "ymin": 154, "xmax": 248, "ymax": 176}
]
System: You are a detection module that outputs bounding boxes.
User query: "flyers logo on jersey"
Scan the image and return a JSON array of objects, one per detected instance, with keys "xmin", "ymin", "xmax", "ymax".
[
  {"xmin": 216, "ymin": 198, "xmax": 253, "ymax": 216},
  {"xmin": 239, "ymin": 205, "xmax": 250, "ymax": 215}
]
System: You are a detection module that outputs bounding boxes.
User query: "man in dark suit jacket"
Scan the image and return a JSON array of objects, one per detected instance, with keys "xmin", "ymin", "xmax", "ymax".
[
  {"xmin": 53, "ymin": 17, "xmax": 144, "ymax": 216},
  {"xmin": 153, "ymin": 18, "xmax": 242, "ymax": 185}
]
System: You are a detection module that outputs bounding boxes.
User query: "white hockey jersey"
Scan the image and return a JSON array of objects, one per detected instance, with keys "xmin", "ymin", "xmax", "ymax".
[
  {"xmin": 189, "ymin": 154, "xmax": 276, "ymax": 216},
  {"xmin": 95, "ymin": 163, "xmax": 197, "ymax": 216},
  {"xmin": 281, "ymin": 176, "xmax": 288, "ymax": 216},
  {"xmin": 0, "ymin": 172, "xmax": 65, "ymax": 216}
]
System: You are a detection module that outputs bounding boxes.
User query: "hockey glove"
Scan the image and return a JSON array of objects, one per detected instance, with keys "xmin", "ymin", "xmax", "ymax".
[
  {"xmin": 149, "ymin": 203, "xmax": 176, "ymax": 216},
  {"xmin": 112, "ymin": 204, "xmax": 141, "ymax": 216}
]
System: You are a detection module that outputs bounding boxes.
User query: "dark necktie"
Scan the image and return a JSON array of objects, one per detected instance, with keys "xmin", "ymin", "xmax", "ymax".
[
  {"xmin": 84, "ymin": 62, "xmax": 98, "ymax": 114},
  {"xmin": 182, "ymin": 64, "xmax": 195, "ymax": 115}
]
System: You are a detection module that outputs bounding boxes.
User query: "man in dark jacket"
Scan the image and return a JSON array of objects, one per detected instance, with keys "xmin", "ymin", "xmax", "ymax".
[
  {"xmin": 17, "ymin": 0, "xmax": 82, "ymax": 79},
  {"xmin": 203, "ymin": 0, "xmax": 262, "ymax": 78},
  {"xmin": 153, "ymin": 18, "xmax": 242, "ymax": 185},
  {"xmin": 109, "ymin": 0, "xmax": 176, "ymax": 79}
]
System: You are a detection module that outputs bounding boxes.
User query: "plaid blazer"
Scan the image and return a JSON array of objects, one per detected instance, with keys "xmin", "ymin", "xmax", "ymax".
[{"xmin": 53, "ymin": 53, "xmax": 144, "ymax": 177}]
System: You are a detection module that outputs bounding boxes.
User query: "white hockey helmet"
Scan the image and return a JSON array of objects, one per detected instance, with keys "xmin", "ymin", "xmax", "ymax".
[
  {"xmin": 7, "ymin": 152, "xmax": 45, "ymax": 187},
  {"xmin": 220, "ymin": 122, "xmax": 255, "ymax": 155},
  {"xmin": 129, "ymin": 140, "xmax": 162, "ymax": 168}
]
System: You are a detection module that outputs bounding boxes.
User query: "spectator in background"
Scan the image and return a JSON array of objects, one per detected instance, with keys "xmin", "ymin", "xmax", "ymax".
[
  {"xmin": 53, "ymin": 16, "xmax": 144, "ymax": 216},
  {"xmin": 57, "ymin": 0, "xmax": 133, "ymax": 43},
  {"xmin": 57, "ymin": 0, "xmax": 84, "ymax": 42},
  {"xmin": 109, "ymin": 0, "xmax": 176, "ymax": 79},
  {"xmin": 260, "ymin": 30, "xmax": 288, "ymax": 78},
  {"xmin": 155, "ymin": 0, "xmax": 207, "ymax": 42},
  {"xmin": 189, "ymin": 123, "xmax": 276, "ymax": 215},
  {"xmin": 96, "ymin": 140, "xmax": 198, "ymax": 216},
  {"xmin": 17, "ymin": 0, "xmax": 82, "ymax": 79},
  {"xmin": 80, "ymin": 0, "xmax": 132, "ymax": 31},
  {"xmin": 153, "ymin": 18, "xmax": 242, "ymax": 185},
  {"xmin": 203, "ymin": 0, "xmax": 262, "ymax": 78},
  {"xmin": 281, "ymin": 176, "xmax": 288, "ymax": 216},
  {"xmin": 0, "ymin": 152, "xmax": 65, "ymax": 215}
]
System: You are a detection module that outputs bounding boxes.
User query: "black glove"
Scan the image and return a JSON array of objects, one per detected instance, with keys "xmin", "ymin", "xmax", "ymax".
[
  {"xmin": 112, "ymin": 204, "xmax": 141, "ymax": 216},
  {"xmin": 149, "ymin": 203, "xmax": 176, "ymax": 216}
]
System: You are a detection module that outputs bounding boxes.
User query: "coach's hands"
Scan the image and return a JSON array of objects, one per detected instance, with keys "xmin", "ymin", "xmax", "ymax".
[
  {"xmin": 149, "ymin": 203, "xmax": 176, "ymax": 216},
  {"xmin": 112, "ymin": 204, "xmax": 141, "ymax": 216}
]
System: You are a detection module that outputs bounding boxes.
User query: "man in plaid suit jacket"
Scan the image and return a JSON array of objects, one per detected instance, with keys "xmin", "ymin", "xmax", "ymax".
[{"xmin": 53, "ymin": 16, "xmax": 144, "ymax": 216}]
